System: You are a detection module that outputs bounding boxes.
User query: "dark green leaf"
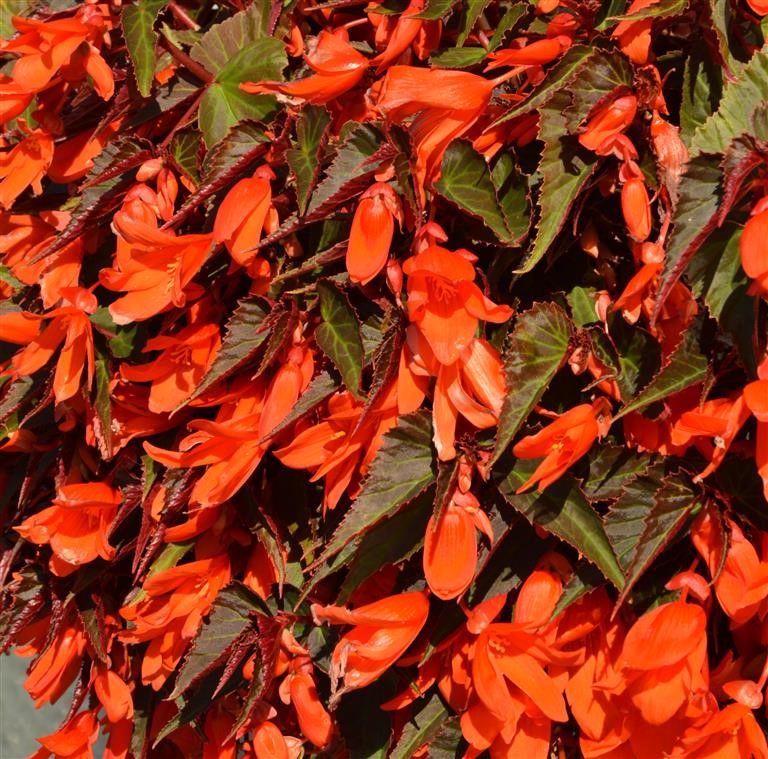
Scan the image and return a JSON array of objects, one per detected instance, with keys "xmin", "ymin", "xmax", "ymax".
[
  {"xmin": 185, "ymin": 297, "xmax": 269, "ymax": 403},
  {"xmin": 390, "ymin": 692, "xmax": 457, "ymax": 759},
  {"xmin": 337, "ymin": 675, "xmax": 396, "ymax": 758},
  {"xmin": 493, "ymin": 45, "xmax": 594, "ymax": 124},
  {"xmin": 518, "ymin": 51, "xmax": 632, "ymax": 273},
  {"xmin": 435, "ymin": 140, "xmax": 518, "ymax": 244},
  {"xmin": 490, "ymin": 152, "xmax": 530, "ymax": 244},
  {"xmin": 337, "ymin": 491, "xmax": 433, "ymax": 603},
  {"xmin": 313, "ymin": 411, "xmax": 435, "ymax": 565},
  {"xmin": 686, "ymin": 221, "xmax": 755, "ymax": 373},
  {"xmin": 171, "ymin": 584, "xmax": 266, "ymax": 698},
  {"xmin": 122, "ymin": 0, "xmax": 168, "ymax": 97},
  {"xmin": 198, "ymin": 36, "xmax": 285, "ymax": 148},
  {"xmin": 607, "ymin": 0, "xmax": 686, "ymax": 21},
  {"xmin": 610, "ymin": 474, "xmax": 700, "ymax": 606},
  {"xmin": 190, "ymin": 0, "xmax": 271, "ymax": 74},
  {"xmin": 496, "ymin": 459, "xmax": 625, "ymax": 588},
  {"xmin": 614, "ymin": 326, "xmax": 708, "ymax": 419},
  {"xmin": 680, "ymin": 44, "xmax": 723, "ymax": 142},
  {"xmin": 315, "ymin": 281, "xmax": 365, "ymax": 397},
  {"xmin": 429, "ymin": 47, "xmax": 487, "ymax": 68},
  {"xmin": 305, "ymin": 124, "xmax": 395, "ymax": 220},
  {"xmin": 413, "ymin": 0, "xmax": 459, "ymax": 19},
  {"xmin": 169, "ymin": 129, "xmax": 202, "ymax": 183},
  {"xmin": 287, "ymin": 106, "xmax": 332, "ymax": 214},
  {"xmin": 491, "ymin": 303, "xmax": 572, "ymax": 467},
  {"xmin": 457, "ymin": 0, "xmax": 492, "ymax": 45},
  {"xmin": 487, "ymin": 3, "xmax": 527, "ymax": 49},
  {"xmin": 92, "ymin": 353, "xmax": 112, "ymax": 460},
  {"xmin": 90, "ymin": 307, "xmax": 138, "ymax": 359},
  {"xmin": 582, "ymin": 446, "xmax": 652, "ymax": 501},
  {"xmin": 0, "ymin": 265, "xmax": 24, "ymax": 292},
  {"xmin": 568, "ymin": 286, "xmax": 599, "ymax": 327}
]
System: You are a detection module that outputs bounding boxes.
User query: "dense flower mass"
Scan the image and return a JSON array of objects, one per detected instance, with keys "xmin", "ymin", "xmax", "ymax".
[{"xmin": 1, "ymin": 0, "xmax": 768, "ymax": 756}]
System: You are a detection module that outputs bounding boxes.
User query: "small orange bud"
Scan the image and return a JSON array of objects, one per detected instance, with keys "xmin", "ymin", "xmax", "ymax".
[
  {"xmin": 621, "ymin": 177, "xmax": 651, "ymax": 241},
  {"xmin": 578, "ymin": 95, "xmax": 637, "ymax": 154}
]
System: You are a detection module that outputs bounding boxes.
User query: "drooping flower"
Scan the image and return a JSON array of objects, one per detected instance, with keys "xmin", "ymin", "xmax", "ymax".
[
  {"xmin": 578, "ymin": 95, "xmax": 637, "ymax": 154},
  {"xmin": 512, "ymin": 398, "xmax": 612, "ymax": 492},
  {"xmin": 241, "ymin": 30, "xmax": 368, "ymax": 105},
  {"xmin": 346, "ymin": 182, "xmax": 403, "ymax": 284},
  {"xmin": 0, "ymin": 126, "xmax": 54, "ymax": 209},
  {"xmin": 403, "ymin": 245, "xmax": 512, "ymax": 365},
  {"xmin": 423, "ymin": 489, "xmax": 493, "ymax": 600},
  {"xmin": 15, "ymin": 481, "xmax": 122, "ymax": 576},
  {"xmin": 311, "ymin": 591, "xmax": 430, "ymax": 696}
]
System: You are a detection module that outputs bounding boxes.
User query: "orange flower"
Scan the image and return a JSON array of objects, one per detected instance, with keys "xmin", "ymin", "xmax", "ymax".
[
  {"xmin": 15, "ymin": 481, "xmax": 122, "ymax": 577},
  {"xmin": 374, "ymin": 68, "xmax": 500, "ymax": 201},
  {"xmin": 619, "ymin": 600, "xmax": 709, "ymax": 725},
  {"xmin": 120, "ymin": 555, "xmax": 231, "ymax": 690},
  {"xmin": 485, "ymin": 36, "xmax": 570, "ymax": 70},
  {"xmin": 578, "ymin": 95, "xmax": 637, "ymax": 154},
  {"xmin": 423, "ymin": 490, "xmax": 493, "ymax": 600},
  {"xmin": 0, "ymin": 74, "xmax": 34, "ymax": 126},
  {"xmin": 403, "ymin": 245, "xmax": 512, "ymax": 365},
  {"xmin": 280, "ymin": 656, "xmax": 334, "ymax": 748},
  {"xmin": 400, "ymin": 329, "xmax": 507, "ymax": 460},
  {"xmin": 369, "ymin": 0, "xmax": 435, "ymax": 73},
  {"xmin": 48, "ymin": 117, "xmax": 125, "ymax": 184},
  {"xmin": 15, "ymin": 610, "xmax": 87, "ymax": 707},
  {"xmin": 11, "ymin": 286, "xmax": 97, "ymax": 404},
  {"xmin": 740, "ymin": 206, "xmax": 768, "ymax": 297},
  {"xmin": 620, "ymin": 170, "xmax": 652, "ymax": 242},
  {"xmin": 274, "ymin": 383, "xmax": 398, "ymax": 511},
  {"xmin": 241, "ymin": 30, "xmax": 367, "ymax": 105},
  {"xmin": 0, "ymin": 127, "xmax": 54, "ymax": 209},
  {"xmin": 311, "ymin": 590, "xmax": 430, "ymax": 695},
  {"xmin": 120, "ymin": 318, "xmax": 221, "ymax": 414},
  {"xmin": 100, "ymin": 198, "xmax": 214, "ymax": 324},
  {"xmin": 611, "ymin": 0, "xmax": 658, "ymax": 64},
  {"xmin": 512, "ymin": 398, "xmax": 612, "ymax": 492},
  {"xmin": 691, "ymin": 510, "xmax": 768, "ymax": 626},
  {"xmin": 33, "ymin": 709, "xmax": 100, "ymax": 759},
  {"xmin": 252, "ymin": 722, "xmax": 290, "ymax": 759},
  {"xmin": 1, "ymin": 7, "xmax": 113, "ymax": 99},
  {"xmin": 146, "ymin": 344, "xmax": 314, "ymax": 511},
  {"xmin": 213, "ymin": 166, "xmax": 277, "ymax": 278},
  {"xmin": 92, "ymin": 666, "xmax": 134, "ymax": 724},
  {"xmin": 346, "ymin": 182, "xmax": 403, "ymax": 284}
]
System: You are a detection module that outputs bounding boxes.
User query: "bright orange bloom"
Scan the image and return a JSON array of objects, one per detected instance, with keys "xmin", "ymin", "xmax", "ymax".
[
  {"xmin": 33, "ymin": 708, "xmax": 100, "ymax": 759},
  {"xmin": 48, "ymin": 117, "xmax": 124, "ymax": 184},
  {"xmin": 619, "ymin": 600, "xmax": 708, "ymax": 725},
  {"xmin": 0, "ymin": 74, "xmax": 34, "ymax": 125},
  {"xmin": 485, "ymin": 36, "xmax": 570, "ymax": 70},
  {"xmin": 741, "ymin": 206, "xmax": 768, "ymax": 297},
  {"xmin": 15, "ymin": 610, "xmax": 88, "ymax": 708},
  {"xmin": 120, "ymin": 315, "xmax": 221, "ymax": 413},
  {"xmin": 400, "ymin": 329, "xmax": 507, "ymax": 459},
  {"xmin": 1, "ymin": 7, "xmax": 113, "ymax": 99},
  {"xmin": 744, "ymin": 379, "xmax": 768, "ymax": 498},
  {"xmin": 369, "ymin": 0, "xmax": 436, "ymax": 73},
  {"xmin": 346, "ymin": 182, "xmax": 402, "ymax": 284},
  {"xmin": 274, "ymin": 383, "xmax": 398, "ymax": 511},
  {"xmin": 747, "ymin": 0, "xmax": 768, "ymax": 14},
  {"xmin": 611, "ymin": 0, "xmax": 658, "ymax": 63},
  {"xmin": 280, "ymin": 656, "xmax": 334, "ymax": 748},
  {"xmin": 374, "ymin": 68, "xmax": 499, "ymax": 201},
  {"xmin": 621, "ymin": 174, "xmax": 652, "ymax": 241},
  {"xmin": 0, "ymin": 127, "xmax": 54, "ymax": 209},
  {"xmin": 252, "ymin": 722, "xmax": 290, "ymax": 759},
  {"xmin": 403, "ymin": 245, "xmax": 512, "ymax": 365},
  {"xmin": 692, "ymin": 510, "xmax": 768, "ymax": 626},
  {"xmin": 15, "ymin": 481, "xmax": 122, "ymax": 576},
  {"xmin": 146, "ymin": 343, "xmax": 314, "ymax": 512},
  {"xmin": 11, "ymin": 286, "xmax": 96, "ymax": 404},
  {"xmin": 120, "ymin": 555, "xmax": 231, "ymax": 690},
  {"xmin": 578, "ymin": 95, "xmax": 637, "ymax": 154},
  {"xmin": 241, "ymin": 30, "xmax": 367, "ymax": 105},
  {"xmin": 311, "ymin": 591, "xmax": 430, "ymax": 695},
  {"xmin": 100, "ymin": 197, "xmax": 214, "ymax": 324},
  {"xmin": 423, "ymin": 490, "xmax": 493, "ymax": 600},
  {"xmin": 513, "ymin": 398, "xmax": 612, "ymax": 492},
  {"xmin": 213, "ymin": 166, "xmax": 277, "ymax": 280}
]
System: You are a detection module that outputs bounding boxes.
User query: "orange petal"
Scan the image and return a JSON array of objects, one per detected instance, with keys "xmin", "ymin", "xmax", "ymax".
[{"xmin": 423, "ymin": 502, "xmax": 477, "ymax": 600}]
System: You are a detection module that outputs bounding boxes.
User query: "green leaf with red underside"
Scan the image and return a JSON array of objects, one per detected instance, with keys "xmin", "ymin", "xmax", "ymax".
[
  {"xmin": 614, "ymin": 324, "xmax": 708, "ymax": 420},
  {"xmin": 496, "ymin": 458, "xmax": 625, "ymax": 589},
  {"xmin": 491, "ymin": 303, "xmax": 572, "ymax": 467},
  {"xmin": 184, "ymin": 296, "xmax": 270, "ymax": 404},
  {"xmin": 435, "ymin": 140, "xmax": 526, "ymax": 245},
  {"xmin": 170, "ymin": 583, "xmax": 269, "ymax": 698},
  {"xmin": 287, "ymin": 105, "xmax": 332, "ymax": 215},
  {"xmin": 315, "ymin": 281, "xmax": 365, "ymax": 398},
  {"xmin": 312, "ymin": 411, "xmax": 436, "ymax": 567},
  {"xmin": 607, "ymin": 471, "xmax": 701, "ymax": 608},
  {"xmin": 122, "ymin": 0, "xmax": 168, "ymax": 97},
  {"xmin": 517, "ymin": 51, "xmax": 633, "ymax": 274}
]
